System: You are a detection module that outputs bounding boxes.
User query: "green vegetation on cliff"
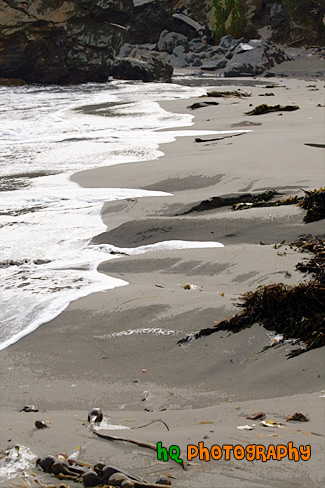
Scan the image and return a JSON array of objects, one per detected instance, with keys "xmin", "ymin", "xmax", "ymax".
[{"xmin": 213, "ymin": 0, "xmax": 244, "ymax": 41}]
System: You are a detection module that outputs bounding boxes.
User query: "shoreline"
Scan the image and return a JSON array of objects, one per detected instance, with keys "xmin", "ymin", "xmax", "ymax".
[{"xmin": 1, "ymin": 76, "xmax": 324, "ymax": 487}]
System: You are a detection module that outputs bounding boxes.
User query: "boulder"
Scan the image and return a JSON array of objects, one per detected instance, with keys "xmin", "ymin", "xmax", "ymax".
[
  {"xmin": 0, "ymin": 0, "xmax": 133, "ymax": 84},
  {"xmin": 157, "ymin": 30, "xmax": 189, "ymax": 55},
  {"xmin": 127, "ymin": 0, "xmax": 171, "ymax": 44},
  {"xmin": 201, "ymin": 57, "xmax": 227, "ymax": 71},
  {"xmin": 221, "ymin": 39, "xmax": 289, "ymax": 77},
  {"xmin": 111, "ymin": 49, "xmax": 173, "ymax": 82}
]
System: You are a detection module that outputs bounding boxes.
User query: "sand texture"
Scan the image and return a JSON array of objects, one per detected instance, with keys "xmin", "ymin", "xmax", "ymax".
[{"xmin": 0, "ymin": 77, "xmax": 324, "ymax": 487}]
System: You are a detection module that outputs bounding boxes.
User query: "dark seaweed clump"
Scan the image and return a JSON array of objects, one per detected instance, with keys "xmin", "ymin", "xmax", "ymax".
[
  {"xmin": 202, "ymin": 90, "xmax": 251, "ymax": 98},
  {"xmin": 233, "ymin": 188, "xmax": 325, "ymax": 224},
  {"xmin": 178, "ymin": 236, "xmax": 325, "ymax": 357},
  {"xmin": 299, "ymin": 188, "xmax": 325, "ymax": 223},
  {"xmin": 293, "ymin": 235, "xmax": 325, "ymax": 284}
]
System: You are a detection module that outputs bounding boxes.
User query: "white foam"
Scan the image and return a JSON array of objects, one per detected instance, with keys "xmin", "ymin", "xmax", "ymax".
[
  {"xmin": 0, "ymin": 81, "xmax": 241, "ymax": 350},
  {"xmin": 0, "ymin": 445, "xmax": 36, "ymax": 479}
]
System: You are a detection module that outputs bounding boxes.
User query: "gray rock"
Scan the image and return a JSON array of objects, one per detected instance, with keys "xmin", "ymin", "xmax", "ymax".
[
  {"xmin": 222, "ymin": 40, "xmax": 289, "ymax": 77},
  {"xmin": 269, "ymin": 2, "xmax": 288, "ymax": 29},
  {"xmin": 157, "ymin": 30, "xmax": 189, "ymax": 54},
  {"xmin": 201, "ymin": 57, "xmax": 227, "ymax": 71},
  {"xmin": 168, "ymin": 52, "xmax": 189, "ymax": 67},
  {"xmin": 206, "ymin": 46, "xmax": 226, "ymax": 57},
  {"xmin": 0, "ymin": 0, "xmax": 133, "ymax": 84},
  {"xmin": 189, "ymin": 38, "xmax": 210, "ymax": 53},
  {"xmin": 219, "ymin": 35, "xmax": 239, "ymax": 52},
  {"xmin": 119, "ymin": 43, "xmax": 137, "ymax": 58},
  {"xmin": 192, "ymin": 58, "xmax": 202, "ymax": 67},
  {"xmin": 127, "ymin": 0, "xmax": 170, "ymax": 44},
  {"xmin": 112, "ymin": 49, "xmax": 173, "ymax": 82}
]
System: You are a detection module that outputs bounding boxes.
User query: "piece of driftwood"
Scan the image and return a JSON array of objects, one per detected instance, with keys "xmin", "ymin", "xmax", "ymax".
[
  {"xmin": 93, "ymin": 431, "xmax": 188, "ymax": 470},
  {"xmin": 195, "ymin": 132, "xmax": 244, "ymax": 143},
  {"xmin": 132, "ymin": 419, "xmax": 169, "ymax": 431}
]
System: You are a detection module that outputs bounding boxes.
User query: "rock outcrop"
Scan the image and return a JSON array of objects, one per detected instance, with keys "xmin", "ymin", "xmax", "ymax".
[
  {"xmin": 111, "ymin": 48, "xmax": 173, "ymax": 82},
  {"xmin": 0, "ymin": 0, "xmax": 133, "ymax": 83}
]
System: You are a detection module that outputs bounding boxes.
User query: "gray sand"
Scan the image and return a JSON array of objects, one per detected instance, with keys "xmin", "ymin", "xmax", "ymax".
[{"xmin": 0, "ymin": 77, "xmax": 324, "ymax": 487}]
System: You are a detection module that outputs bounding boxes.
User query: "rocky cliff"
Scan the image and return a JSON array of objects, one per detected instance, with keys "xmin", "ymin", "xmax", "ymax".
[
  {"xmin": 166, "ymin": 0, "xmax": 325, "ymax": 47},
  {"xmin": 0, "ymin": 0, "xmax": 133, "ymax": 83},
  {"xmin": 0, "ymin": 0, "xmax": 324, "ymax": 85}
]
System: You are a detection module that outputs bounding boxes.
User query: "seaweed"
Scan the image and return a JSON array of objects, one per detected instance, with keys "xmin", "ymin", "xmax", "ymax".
[
  {"xmin": 233, "ymin": 188, "xmax": 325, "ymax": 223},
  {"xmin": 245, "ymin": 104, "xmax": 300, "ymax": 115},
  {"xmin": 202, "ymin": 90, "xmax": 251, "ymax": 98},
  {"xmin": 181, "ymin": 190, "xmax": 278, "ymax": 215},
  {"xmin": 298, "ymin": 188, "xmax": 325, "ymax": 223},
  {"xmin": 187, "ymin": 101, "xmax": 219, "ymax": 110},
  {"xmin": 292, "ymin": 235, "xmax": 325, "ymax": 284},
  {"xmin": 233, "ymin": 193, "xmax": 302, "ymax": 210},
  {"xmin": 178, "ymin": 237, "xmax": 325, "ymax": 357}
]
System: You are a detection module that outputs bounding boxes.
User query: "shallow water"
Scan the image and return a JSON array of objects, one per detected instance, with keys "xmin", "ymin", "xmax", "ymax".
[{"xmin": 0, "ymin": 80, "xmax": 242, "ymax": 350}]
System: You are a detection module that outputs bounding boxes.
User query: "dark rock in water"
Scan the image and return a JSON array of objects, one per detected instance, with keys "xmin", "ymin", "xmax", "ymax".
[
  {"xmin": 36, "ymin": 455, "xmax": 56, "ymax": 473},
  {"xmin": 0, "ymin": 0, "xmax": 132, "ymax": 84},
  {"xmin": 83, "ymin": 470, "xmax": 101, "ymax": 487},
  {"xmin": 127, "ymin": 0, "xmax": 170, "ymax": 44},
  {"xmin": 112, "ymin": 49, "xmax": 173, "ymax": 82},
  {"xmin": 157, "ymin": 30, "xmax": 189, "ymax": 55}
]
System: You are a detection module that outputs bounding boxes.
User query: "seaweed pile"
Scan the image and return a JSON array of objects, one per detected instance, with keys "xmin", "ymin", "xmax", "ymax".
[
  {"xmin": 245, "ymin": 104, "xmax": 300, "ymax": 115},
  {"xmin": 299, "ymin": 188, "xmax": 325, "ymax": 223},
  {"xmin": 293, "ymin": 235, "xmax": 325, "ymax": 283},
  {"xmin": 202, "ymin": 90, "xmax": 251, "ymax": 98},
  {"xmin": 178, "ymin": 236, "xmax": 325, "ymax": 357},
  {"xmin": 233, "ymin": 188, "xmax": 325, "ymax": 224}
]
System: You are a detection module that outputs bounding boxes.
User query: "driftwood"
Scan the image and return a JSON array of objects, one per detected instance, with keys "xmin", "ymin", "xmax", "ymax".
[
  {"xmin": 195, "ymin": 132, "xmax": 244, "ymax": 143},
  {"xmin": 132, "ymin": 419, "xmax": 169, "ymax": 431},
  {"xmin": 93, "ymin": 431, "xmax": 188, "ymax": 471}
]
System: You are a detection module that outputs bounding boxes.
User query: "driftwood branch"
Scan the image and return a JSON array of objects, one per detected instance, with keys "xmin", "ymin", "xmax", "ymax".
[
  {"xmin": 132, "ymin": 419, "xmax": 169, "ymax": 431},
  {"xmin": 93, "ymin": 431, "xmax": 188, "ymax": 471}
]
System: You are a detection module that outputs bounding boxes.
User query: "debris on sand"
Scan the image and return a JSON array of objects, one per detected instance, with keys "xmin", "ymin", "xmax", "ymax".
[
  {"xmin": 178, "ymin": 246, "xmax": 325, "ymax": 358},
  {"xmin": 246, "ymin": 412, "xmax": 266, "ymax": 420},
  {"xmin": 20, "ymin": 405, "xmax": 38, "ymax": 413},
  {"xmin": 37, "ymin": 453, "xmax": 177, "ymax": 486},
  {"xmin": 298, "ymin": 188, "xmax": 325, "ymax": 223},
  {"xmin": 231, "ymin": 187, "xmax": 325, "ymax": 225},
  {"xmin": 292, "ymin": 235, "xmax": 324, "ymax": 283},
  {"xmin": 245, "ymin": 104, "xmax": 299, "ymax": 115},
  {"xmin": 286, "ymin": 412, "xmax": 309, "ymax": 422},
  {"xmin": 35, "ymin": 420, "xmax": 49, "ymax": 429},
  {"xmin": 88, "ymin": 407, "xmax": 103, "ymax": 424},
  {"xmin": 187, "ymin": 101, "xmax": 219, "ymax": 110},
  {"xmin": 202, "ymin": 90, "xmax": 251, "ymax": 98}
]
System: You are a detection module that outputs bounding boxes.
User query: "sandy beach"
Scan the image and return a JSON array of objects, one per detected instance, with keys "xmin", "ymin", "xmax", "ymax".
[{"xmin": 0, "ymin": 75, "xmax": 324, "ymax": 487}]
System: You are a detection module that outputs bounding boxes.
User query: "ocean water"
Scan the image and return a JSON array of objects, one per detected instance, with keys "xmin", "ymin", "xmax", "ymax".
[{"xmin": 0, "ymin": 80, "xmax": 243, "ymax": 350}]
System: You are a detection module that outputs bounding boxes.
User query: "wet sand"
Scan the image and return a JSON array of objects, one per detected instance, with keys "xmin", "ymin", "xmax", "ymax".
[{"xmin": 0, "ymin": 77, "xmax": 324, "ymax": 487}]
